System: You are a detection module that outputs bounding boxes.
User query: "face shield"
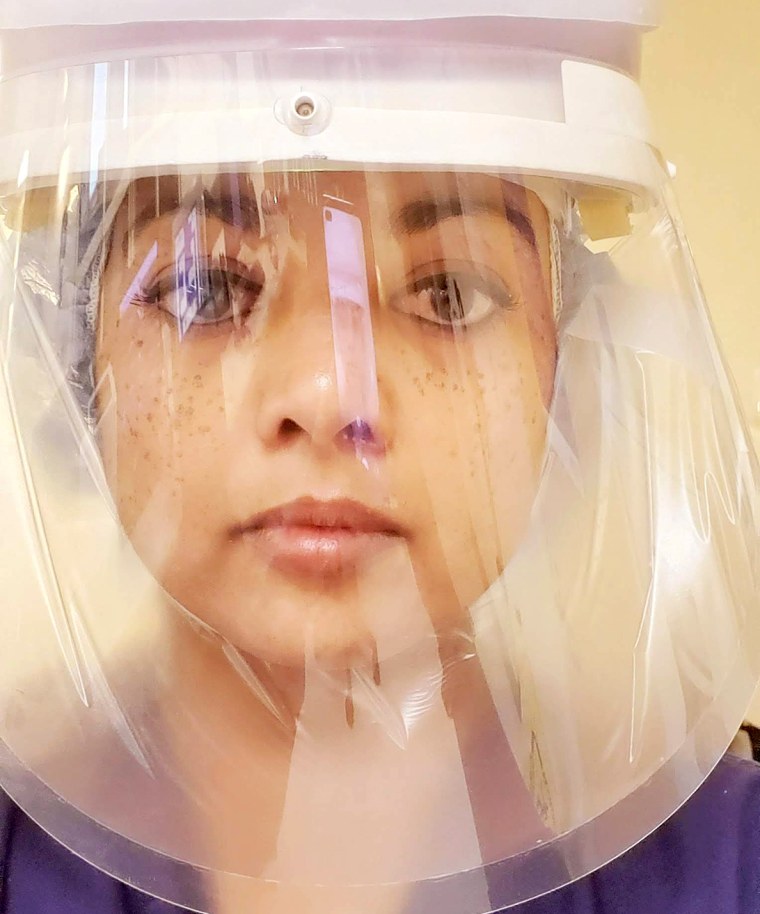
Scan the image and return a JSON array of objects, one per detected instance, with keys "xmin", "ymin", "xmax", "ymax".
[{"xmin": 0, "ymin": 16, "xmax": 758, "ymax": 914}]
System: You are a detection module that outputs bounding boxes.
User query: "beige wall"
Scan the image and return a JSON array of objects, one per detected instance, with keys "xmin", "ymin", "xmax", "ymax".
[{"xmin": 641, "ymin": 2, "xmax": 760, "ymax": 722}]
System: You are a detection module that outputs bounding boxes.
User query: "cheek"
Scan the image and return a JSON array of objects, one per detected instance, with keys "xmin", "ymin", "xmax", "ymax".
[
  {"xmin": 527, "ymin": 308, "xmax": 558, "ymax": 409},
  {"xmin": 387, "ymin": 314, "xmax": 552, "ymax": 603},
  {"xmin": 96, "ymin": 311, "xmax": 230, "ymax": 532},
  {"xmin": 470, "ymin": 315, "xmax": 554, "ymax": 533},
  {"xmin": 392, "ymin": 314, "xmax": 550, "ymax": 472}
]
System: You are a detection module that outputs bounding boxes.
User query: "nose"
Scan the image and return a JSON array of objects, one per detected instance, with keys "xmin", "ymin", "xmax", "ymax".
[
  {"xmin": 254, "ymin": 296, "xmax": 386, "ymax": 460},
  {"xmin": 253, "ymin": 183, "xmax": 387, "ymax": 460}
]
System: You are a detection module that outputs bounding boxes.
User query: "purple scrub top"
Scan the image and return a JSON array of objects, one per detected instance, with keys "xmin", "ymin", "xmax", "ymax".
[{"xmin": 1, "ymin": 754, "xmax": 759, "ymax": 913}]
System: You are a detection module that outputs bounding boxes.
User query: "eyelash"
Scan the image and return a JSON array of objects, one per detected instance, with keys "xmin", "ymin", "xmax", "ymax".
[
  {"xmin": 133, "ymin": 259, "xmax": 265, "ymax": 327},
  {"xmin": 393, "ymin": 268, "xmax": 517, "ymax": 331},
  {"xmin": 130, "ymin": 261, "xmax": 516, "ymax": 334}
]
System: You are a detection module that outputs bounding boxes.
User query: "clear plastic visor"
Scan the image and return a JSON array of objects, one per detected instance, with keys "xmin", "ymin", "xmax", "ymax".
[{"xmin": 0, "ymin": 48, "xmax": 758, "ymax": 914}]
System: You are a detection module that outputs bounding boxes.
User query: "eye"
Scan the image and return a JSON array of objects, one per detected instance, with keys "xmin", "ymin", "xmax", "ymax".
[
  {"xmin": 137, "ymin": 261, "xmax": 265, "ymax": 328},
  {"xmin": 391, "ymin": 269, "xmax": 515, "ymax": 328}
]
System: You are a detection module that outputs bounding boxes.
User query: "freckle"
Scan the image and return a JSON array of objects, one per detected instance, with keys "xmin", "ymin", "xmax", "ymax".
[{"xmin": 135, "ymin": 339, "xmax": 144, "ymax": 348}]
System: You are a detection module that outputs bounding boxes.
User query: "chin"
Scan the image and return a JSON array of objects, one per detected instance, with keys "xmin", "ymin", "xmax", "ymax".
[
  {"xmin": 191, "ymin": 602, "xmax": 381, "ymax": 672},
  {"xmin": 166, "ymin": 547, "xmax": 450, "ymax": 670}
]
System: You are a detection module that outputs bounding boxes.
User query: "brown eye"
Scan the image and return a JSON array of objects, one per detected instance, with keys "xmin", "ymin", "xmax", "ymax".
[
  {"xmin": 137, "ymin": 262, "xmax": 265, "ymax": 328},
  {"xmin": 190, "ymin": 267, "xmax": 264, "ymax": 325},
  {"xmin": 391, "ymin": 269, "xmax": 515, "ymax": 328}
]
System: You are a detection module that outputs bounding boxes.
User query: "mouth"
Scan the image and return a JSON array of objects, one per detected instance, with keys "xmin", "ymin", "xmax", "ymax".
[{"xmin": 232, "ymin": 497, "xmax": 404, "ymax": 578}]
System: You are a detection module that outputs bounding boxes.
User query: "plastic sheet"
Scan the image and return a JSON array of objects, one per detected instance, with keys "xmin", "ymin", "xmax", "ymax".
[{"xmin": 0, "ymin": 42, "xmax": 758, "ymax": 914}]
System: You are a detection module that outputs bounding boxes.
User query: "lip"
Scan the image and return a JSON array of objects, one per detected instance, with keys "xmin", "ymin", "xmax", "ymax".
[{"xmin": 232, "ymin": 497, "xmax": 404, "ymax": 578}]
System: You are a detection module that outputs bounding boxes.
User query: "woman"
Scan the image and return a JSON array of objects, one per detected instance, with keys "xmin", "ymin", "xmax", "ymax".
[{"xmin": 0, "ymin": 3, "xmax": 759, "ymax": 913}]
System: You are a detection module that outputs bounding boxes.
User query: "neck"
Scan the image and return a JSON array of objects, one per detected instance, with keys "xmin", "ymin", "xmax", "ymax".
[{"xmin": 162, "ymin": 617, "xmax": 546, "ymax": 914}]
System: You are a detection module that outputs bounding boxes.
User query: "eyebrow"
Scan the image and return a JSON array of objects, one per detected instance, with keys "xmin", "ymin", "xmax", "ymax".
[
  {"xmin": 121, "ymin": 182, "xmax": 261, "ymax": 256},
  {"xmin": 391, "ymin": 193, "xmax": 537, "ymax": 247}
]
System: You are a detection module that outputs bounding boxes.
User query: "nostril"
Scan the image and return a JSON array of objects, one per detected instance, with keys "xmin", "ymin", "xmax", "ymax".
[
  {"xmin": 341, "ymin": 419, "xmax": 376, "ymax": 446},
  {"xmin": 339, "ymin": 418, "xmax": 385, "ymax": 457},
  {"xmin": 270, "ymin": 416, "xmax": 385, "ymax": 454},
  {"xmin": 278, "ymin": 417, "xmax": 303, "ymax": 440}
]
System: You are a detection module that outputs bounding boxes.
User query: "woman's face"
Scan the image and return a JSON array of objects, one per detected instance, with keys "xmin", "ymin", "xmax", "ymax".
[{"xmin": 96, "ymin": 169, "xmax": 556, "ymax": 667}]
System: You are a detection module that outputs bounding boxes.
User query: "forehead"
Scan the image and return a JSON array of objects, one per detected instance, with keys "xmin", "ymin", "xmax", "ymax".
[{"xmin": 112, "ymin": 169, "xmax": 540, "ymax": 223}]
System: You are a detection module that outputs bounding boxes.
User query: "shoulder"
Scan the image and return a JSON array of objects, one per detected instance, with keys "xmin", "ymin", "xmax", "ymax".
[
  {"xmin": 668, "ymin": 754, "xmax": 760, "ymax": 903},
  {"xmin": 0, "ymin": 791, "xmax": 14, "ymax": 899},
  {"xmin": 0, "ymin": 791, "xmax": 187, "ymax": 914},
  {"xmin": 512, "ymin": 755, "xmax": 760, "ymax": 914},
  {"xmin": 587, "ymin": 755, "xmax": 760, "ymax": 914}
]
